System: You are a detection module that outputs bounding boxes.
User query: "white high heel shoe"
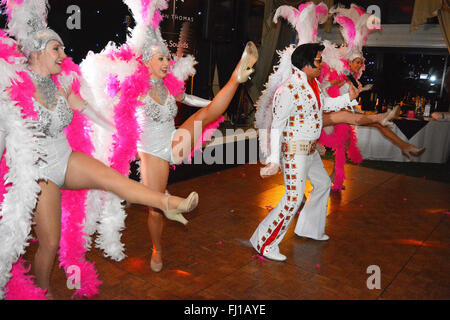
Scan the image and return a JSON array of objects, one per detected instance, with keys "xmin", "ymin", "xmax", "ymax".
[
  {"xmin": 162, "ymin": 192, "xmax": 199, "ymax": 225},
  {"xmin": 237, "ymin": 41, "xmax": 259, "ymax": 83},
  {"xmin": 380, "ymin": 106, "xmax": 400, "ymax": 126},
  {"xmin": 402, "ymin": 146, "xmax": 426, "ymax": 159}
]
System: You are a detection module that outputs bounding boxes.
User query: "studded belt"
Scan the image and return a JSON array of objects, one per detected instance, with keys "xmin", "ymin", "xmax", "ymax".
[{"xmin": 282, "ymin": 140, "xmax": 317, "ymax": 158}]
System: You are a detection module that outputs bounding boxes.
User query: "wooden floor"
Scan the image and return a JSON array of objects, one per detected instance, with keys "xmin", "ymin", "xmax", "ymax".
[{"xmin": 23, "ymin": 160, "xmax": 450, "ymax": 300}]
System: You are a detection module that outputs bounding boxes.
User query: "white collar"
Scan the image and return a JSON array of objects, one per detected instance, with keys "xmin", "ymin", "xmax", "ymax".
[{"xmin": 291, "ymin": 67, "xmax": 318, "ymax": 86}]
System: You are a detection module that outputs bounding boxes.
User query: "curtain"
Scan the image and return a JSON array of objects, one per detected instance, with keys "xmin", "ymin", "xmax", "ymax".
[
  {"xmin": 411, "ymin": 0, "xmax": 442, "ymax": 31},
  {"xmin": 437, "ymin": 1, "xmax": 450, "ymax": 52},
  {"xmin": 411, "ymin": 0, "xmax": 450, "ymax": 52}
]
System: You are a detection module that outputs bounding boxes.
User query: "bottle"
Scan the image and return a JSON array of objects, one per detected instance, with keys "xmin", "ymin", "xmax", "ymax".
[{"xmin": 424, "ymin": 100, "xmax": 431, "ymax": 117}]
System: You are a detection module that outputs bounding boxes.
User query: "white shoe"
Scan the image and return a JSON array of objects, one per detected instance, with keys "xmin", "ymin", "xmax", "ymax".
[
  {"xmin": 380, "ymin": 106, "xmax": 400, "ymax": 126},
  {"xmin": 296, "ymin": 233, "xmax": 329, "ymax": 241},
  {"xmin": 162, "ymin": 192, "xmax": 198, "ymax": 225},
  {"xmin": 237, "ymin": 41, "xmax": 259, "ymax": 83},
  {"xmin": 262, "ymin": 248, "xmax": 287, "ymax": 262},
  {"xmin": 315, "ymin": 234, "xmax": 329, "ymax": 241}
]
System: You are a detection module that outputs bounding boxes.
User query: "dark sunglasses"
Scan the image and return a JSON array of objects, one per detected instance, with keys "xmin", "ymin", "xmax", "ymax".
[{"xmin": 314, "ymin": 57, "xmax": 323, "ymax": 64}]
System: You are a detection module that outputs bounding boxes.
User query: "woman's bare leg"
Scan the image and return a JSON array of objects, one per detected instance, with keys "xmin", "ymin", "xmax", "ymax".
[
  {"xmin": 369, "ymin": 123, "xmax": 409, "ymax": 149},
  {"xmin": 33, "ymin": 180, "xmax": 62, "ymax": 299},
  {"xmin": 171, "ymin": 43, "xmax": 258, "ymax": 163},
  {"xmin": 368, "ymin": 123, "xmax": 425, "ymax": 158},
  {"xmin": 171, "ymin": 68, "xmax": 240, "ymax": 163},
  {"xmin": 62, "ymin": 152, "xmax": 188, "ymax": 211},
  {"xmin": 138, "ymin": 152, "xmax": 170, "ymax": 270},
  {"xmin": 323, "ymin": 110, "xmax": 387, "ymax": 127}
]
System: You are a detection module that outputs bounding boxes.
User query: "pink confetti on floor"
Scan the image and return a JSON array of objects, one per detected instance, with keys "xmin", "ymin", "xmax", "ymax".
[
  {"xmin": 403, "ymin": 198, "xmax": 407, "ymax": 201},
  {"xmin": 216, "ymin": 171, "xmax": 221, "ymax": 175},
  {"xmin": 444, "ymin": 211, "xmax": 450, "ymax": 216},
  {"xmin": 252, "ymin": 254, "xmax": 268, "ymax": 262},
  {"xmin": 216, "ymin": 241, "xmax": 223, "ymax": 246},
  {"xmin": 241, "ymin": 173, "xmax": 246, "ymax": 178},
  {"xmin": 360, "ymin": 204, "xmax": 364, "ymax": 208},
  {"xmin": 315, "ymin": 264, "xmax": 321, "ymax": 269}
]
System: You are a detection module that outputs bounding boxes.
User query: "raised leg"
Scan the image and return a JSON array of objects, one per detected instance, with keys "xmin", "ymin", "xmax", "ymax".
[
  {"xmin": 171, "ymin": 42, "xmax": 258, "ymax": 163},
  {"xmin": 369, "ymin": 123, "xmax": 425, "ymax": 159},
  {"xmin": 62, "ymin": 152, "xmax": 196, "ymax": 214},
  {"xmin": 323, "ymin": 106, "xmax": 399, "ymax": 128}
]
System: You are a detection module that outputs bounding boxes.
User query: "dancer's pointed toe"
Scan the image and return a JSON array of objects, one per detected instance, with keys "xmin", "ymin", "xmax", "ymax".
[
  {"xmin": 380, "ymin": 106, "xmax": 400, "ymax": 126},
  {"xmin": 237, "ymin": 41, "xmax": 259, "ymax": 83},
  {"xmin": 402, "ymin": 146, "xmax": 426, "ymax": 159}
]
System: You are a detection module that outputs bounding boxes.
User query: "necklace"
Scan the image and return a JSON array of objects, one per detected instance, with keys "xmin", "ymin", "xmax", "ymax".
[
  {"xmin": 149, "ymin": 78, "xmax": 167, "ymax": 105},
  {"xmin": 28, "ymin": 70, "xmax": 59, "ymax": 110}
]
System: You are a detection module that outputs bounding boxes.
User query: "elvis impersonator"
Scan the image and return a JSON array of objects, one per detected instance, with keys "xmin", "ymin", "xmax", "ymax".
[{"xmin": 250, "ymin": 43, "xmax": 362, "ymax": 262}]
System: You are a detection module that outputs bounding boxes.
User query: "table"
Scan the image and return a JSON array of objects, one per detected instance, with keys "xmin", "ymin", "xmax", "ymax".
[{"xmin": 356, "ymin": 118, "xmax": 450, "ymax": 163}]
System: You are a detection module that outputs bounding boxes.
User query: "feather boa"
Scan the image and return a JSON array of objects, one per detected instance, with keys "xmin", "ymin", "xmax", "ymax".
[
  {"xmin": 255, "ymin": 45, "xmax": 295, "ymax": 160},
  {"xmin": 318, "ymin": 123, "xmax": 363, "ymax": 191},
  {"xmin": 0, "ymin": 46, "xmax": 44, "ymax": 298},
  {"xmin": 94, "ymin": 56, "xmax": 151, "ymax": 262},
  {"xmin": 5, "ymin": 258, "xmax": 46, "ymax": 300},
  {"xmin": 318, "ymin": 60, "xmax": 363, "ymax": 191},
  {"xmin": 2, "ymin": 57, "xmax": 102, "ymax": 299},
  {"xmin": 0, "ymin": 90, "xmax": 43, "ymax": 299},
  {"xmin": 51, "ymin": 58, "xmax": 102, "ymax": 299}
]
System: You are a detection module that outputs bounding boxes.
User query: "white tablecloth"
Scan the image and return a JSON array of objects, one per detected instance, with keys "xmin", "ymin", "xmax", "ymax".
[{"xmin": 356, "ymin": 120, "xmax": 450, "ymax": 163}]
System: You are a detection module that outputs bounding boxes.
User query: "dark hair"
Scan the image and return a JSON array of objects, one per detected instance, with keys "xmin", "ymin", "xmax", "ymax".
[{"xmin": 291, "ymin": 43, "xmax": 325, "ymax": 70}]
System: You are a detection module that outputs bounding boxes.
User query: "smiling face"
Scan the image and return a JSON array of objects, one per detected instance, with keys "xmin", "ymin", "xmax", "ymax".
[
  {"xmin": 32, "ymin": 40, "xmax": 67, "ymax": 75},
  {"xmin": 349, "ymin": 57, "xmax": 364, "ymax": 74},
  {"xmin": 145, "ymin": 52, "xmax": 170, "ymax": 80}
]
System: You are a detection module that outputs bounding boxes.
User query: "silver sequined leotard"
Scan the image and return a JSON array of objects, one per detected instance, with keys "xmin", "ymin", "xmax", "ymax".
[
  {"xmin": 34, "ymin": 94, "xmax": 74, "ymax": 187},
  {"xmin": 136, "ymin": 94, "xmax": 178, "ymax": 163}
]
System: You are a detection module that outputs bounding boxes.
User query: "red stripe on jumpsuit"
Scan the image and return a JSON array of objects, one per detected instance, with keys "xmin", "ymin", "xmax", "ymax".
[
  {"xmin": 259, "ymin": 152, "xmax": 297, "ymax": 255},
  {"xmin": 259, "ymin": 217, "xmax": 286, "ymax": 255}
]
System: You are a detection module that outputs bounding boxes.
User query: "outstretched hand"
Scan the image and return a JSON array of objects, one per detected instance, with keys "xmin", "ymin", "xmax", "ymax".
[
  {"xmin": 260, "ymin": 163, "xmax": 280, "ymax": 178},
  {"xmin": 349, "ymin": 82, "xmax": 363, "ymax": 101}
]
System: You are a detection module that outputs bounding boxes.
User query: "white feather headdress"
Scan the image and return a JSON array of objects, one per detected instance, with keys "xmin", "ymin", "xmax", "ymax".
[
  {"xmin": 1, "ymin": 0, "xmax": 64, "ymax": 57},
  {"xmin": 124, "ymin": 0, "xmax": 170, "ymax": 61}
]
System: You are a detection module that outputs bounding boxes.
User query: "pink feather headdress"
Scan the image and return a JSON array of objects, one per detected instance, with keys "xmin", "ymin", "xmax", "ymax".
[
  {"xmin": 331, "ymin": 3, "xmax": 382, "ymax": 60},
  {"xmin": 273, "ymin": 2, "xmax": 329, "ymax": 45}
]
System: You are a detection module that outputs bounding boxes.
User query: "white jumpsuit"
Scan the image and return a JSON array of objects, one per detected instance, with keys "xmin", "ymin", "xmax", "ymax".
[{"xmin": 250, "ymin": 67, "xmax": 357, "ymax": 256}]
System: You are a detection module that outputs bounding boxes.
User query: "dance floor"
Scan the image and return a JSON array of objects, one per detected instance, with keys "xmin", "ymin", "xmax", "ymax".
[{"xmin": 24, "ymin": 160, "xmax": 450, "ymax": 300}]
